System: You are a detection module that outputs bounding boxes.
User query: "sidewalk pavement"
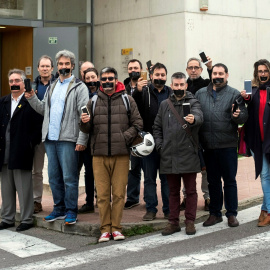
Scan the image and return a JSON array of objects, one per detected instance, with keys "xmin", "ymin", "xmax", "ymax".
[{"xmin": 0, "ymin": 156, "xmax": 263, "ymax": 238}]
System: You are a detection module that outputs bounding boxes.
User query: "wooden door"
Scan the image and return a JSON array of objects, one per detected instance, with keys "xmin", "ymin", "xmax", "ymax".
[{"xmin": 1, "ymin": 27, "xmax": 33, "ymax": 97}]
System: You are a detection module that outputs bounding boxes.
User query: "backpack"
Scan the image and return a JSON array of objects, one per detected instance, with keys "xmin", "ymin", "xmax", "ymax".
[{"xmin": 91, "ymin": 93, "xmax": 131, "ymax": 120}]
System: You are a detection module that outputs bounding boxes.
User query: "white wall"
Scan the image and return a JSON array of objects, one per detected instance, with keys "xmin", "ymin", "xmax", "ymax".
[{"xmin": 93, "ymin": 0, "xmax": 270, "ymax": 89}]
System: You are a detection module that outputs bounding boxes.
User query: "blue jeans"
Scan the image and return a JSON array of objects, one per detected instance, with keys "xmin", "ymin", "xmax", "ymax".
[
  {"xmin": 204, "ymin": 148, "xmax": 238, "ymax": 217},
  {"xmin": 126, "ymin": 154, "xmax": 142, "ymax": 203},
  {"xmin": 44, "ymin": 140, "xmax": 79, "ymax": 214},
  {"xmin": 251, "ymin": 150, "xmax": 270, "ymax": 213},
  {"xmin": 141, "ymin": 149, "xmax": 169, "ymax": 214}
]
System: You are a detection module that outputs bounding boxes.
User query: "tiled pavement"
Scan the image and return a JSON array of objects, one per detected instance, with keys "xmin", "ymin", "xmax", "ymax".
[{"xmin": 0, "ymin": 156, "xmax": 263, "ymax": 237}]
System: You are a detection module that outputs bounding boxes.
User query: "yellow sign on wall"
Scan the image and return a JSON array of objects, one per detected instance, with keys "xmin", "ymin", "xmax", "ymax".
[{"xmin": 121, "ymin": 48, "xmax": 133, "ymax": 55}]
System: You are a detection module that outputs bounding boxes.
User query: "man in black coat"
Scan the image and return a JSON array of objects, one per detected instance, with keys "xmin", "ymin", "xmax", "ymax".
[
  {"xmin": 123, "ymin": 59, "xmax": 144, "ymax": 209},
  {"xmin": 133, "ymin": 62, "xmax": 171, "ymax": 221},
  {"xmin": 0, "ymin": 69, "xmax": 42, "ymax": 231}
]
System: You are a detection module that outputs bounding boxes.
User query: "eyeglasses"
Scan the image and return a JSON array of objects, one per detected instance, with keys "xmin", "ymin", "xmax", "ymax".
[
  {"xmin": 258, "ymin": 70, "xmax": 269, "ymax": 74},
  {"xmin": 100, "ymin": 77, "xmax": 115, "ymax": 81},
  {"xmin": 187, "ymin": 66, "xmax": 200, "ymax": 70},
  {"xmin": 9, "ymin": 79, "xmax": 22, "ymax": 84}
]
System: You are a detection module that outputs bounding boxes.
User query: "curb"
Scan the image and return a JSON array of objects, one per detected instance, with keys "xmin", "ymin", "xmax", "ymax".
[{"xmin": 21, "ymin": 195, "xmax": 262, "ymax": 238}]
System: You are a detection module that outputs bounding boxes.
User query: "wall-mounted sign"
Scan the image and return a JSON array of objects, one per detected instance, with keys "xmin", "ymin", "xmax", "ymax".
[
  {"xmin": 121, "ymin": 48, "xmax": 133, "ymax": 73},
  {"xmin": 25, "ymin": 66, "xmax": 32, "ymax": 75},
  {"xmin": 48, "ymin": 37, "xmax": 57, "ymax": 44}
]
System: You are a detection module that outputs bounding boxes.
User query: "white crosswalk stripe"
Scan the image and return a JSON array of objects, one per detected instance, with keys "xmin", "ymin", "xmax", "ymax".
[
  {"xmin": 0, "ymin": 230, "xmax": 65, "ymax": 258},
  {"xmin": 127, "ymin": 231, "xmax": 270, "ymax": 270},
  {"xmin": 2, "ymin": 205, "xmax": 262, "ymax": 270}
]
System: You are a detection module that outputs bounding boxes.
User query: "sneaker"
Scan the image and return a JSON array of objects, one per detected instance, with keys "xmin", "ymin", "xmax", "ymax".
[
  {"xmin": 179, "ymin": 198, "xmax": 186, "ymax": 211},
  {"xmin": 78, "ymin": 204, "xmax": 95, "ymax": 214},
  {"xmin": 162, "ymin": 223, "xmax": 181, "ymax": 236},
  {"xmin": 65, "ymin": 212, "xmax": 78, "ymax": 225},
  {"xmin": 43, "ymin": 211, "xmax": 66, "ymax": 222},
  {"xmin": 34, "ymin": 202, "xmax": 43, "ymax": 213},
  {"xmin": 112, "ymin": 231, "xmax": 125, "ymax": 241},
  {"xmin": 98, "ymin": 232, "xmax": 111, "ymax": 243},
  {"xmin": 142, "ymin": 211, "xmax": 156, "ymax": 221},
  {"xmin": 204, "ymin": 198, "xmax": 210, "ymax": 211},
  {"xmin": 124, "ymin": 201, "xmax": 140, "ymax": 209},
  {"xmin": 185, "ymin": 222, "xmax": 196, "ymax": 235}
]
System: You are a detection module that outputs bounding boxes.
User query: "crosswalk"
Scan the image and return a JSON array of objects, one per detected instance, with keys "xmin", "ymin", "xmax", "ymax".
[{"xmin": 0, "ymin": 205, "xmax": 268, "ymax": 270}]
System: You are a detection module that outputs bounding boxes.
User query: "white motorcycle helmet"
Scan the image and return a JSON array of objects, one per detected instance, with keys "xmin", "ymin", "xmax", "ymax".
[{"xmin": 130, "ymin": 131, "xmax": 155, "ymax": 157}]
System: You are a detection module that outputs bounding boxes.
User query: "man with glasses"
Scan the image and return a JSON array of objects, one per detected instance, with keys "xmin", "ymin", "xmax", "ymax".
[
  {"xmin": 32, "ymin": 55, "xmax": 55, "ymax": 214},
  {"xmin": 25, "ymin": 49, "xmax": 89, "ymax": 226},
  {"xmin": 195, "ymin": 63, "xmax": 248, "ymax": 228},
  {"xmin": 0, "ymin": 69, "xmax": 42, "ymax": 231},
  {"xmin": 80, "ymin": 67, "xmax": 142, "ymax": 243},
  {"xmin": 179, "ymin": 56, "xmax": 213, "ymax": 212}
]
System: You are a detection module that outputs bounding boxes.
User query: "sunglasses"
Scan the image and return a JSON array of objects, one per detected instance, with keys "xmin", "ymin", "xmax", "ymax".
[{"xmin": 101, "ymin": 76, "xmax": 115, "ymax": 81}]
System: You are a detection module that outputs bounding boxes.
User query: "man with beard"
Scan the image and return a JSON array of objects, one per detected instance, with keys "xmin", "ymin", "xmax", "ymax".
[
  {"xmin": 32, "ymin": 55, "xmax": 55, "ymax": 214},
  {"xmin": 123, "ymin": 59, "xmax": 145, "ymax": 209},
  {"xmin": 179, "ymin": 56, "xmax": 212, "ymax": 212},
  {"xmin": 80, "ymin": 67, "xmax": 142, "ymax": 242},
  {"xmin": 0, "ymin": 69, "xmax": 42, "ymax": 231},
  {"xmin": 133, "ymin": 62, "xmax": 171, "ymax": 221},
  {"xmin": 153, "ymin": 72, "xmax": 203, "ymax": 235},
  {"xmin": 195, "ymin": 63, "xmax": 248, "ymax": 228},
  {"xmin": 25, "ymin": 49, "xmax": 89, "ymax": 225}
]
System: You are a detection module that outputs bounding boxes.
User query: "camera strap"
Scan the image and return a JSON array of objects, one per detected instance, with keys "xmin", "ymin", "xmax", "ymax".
[{"xmin": 167, "ymin": 98, "xmax": 198, "ymax": 148}]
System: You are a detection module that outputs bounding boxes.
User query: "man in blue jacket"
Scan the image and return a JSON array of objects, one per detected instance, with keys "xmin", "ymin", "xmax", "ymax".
[{"xmin": 32, "ymin": 55, "xmax": 55, "ymax": 214}]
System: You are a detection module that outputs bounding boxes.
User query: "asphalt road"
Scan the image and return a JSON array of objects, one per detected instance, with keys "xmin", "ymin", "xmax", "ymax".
[{"xmin": 0, "ymin": 205, "xmax": 269, "ymax": 270}]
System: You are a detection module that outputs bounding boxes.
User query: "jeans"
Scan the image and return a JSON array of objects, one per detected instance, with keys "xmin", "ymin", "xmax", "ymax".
[
  {"xmin": 204, "ymin": 147, "xmax": 238, "ymax": 218},
  {"xmin": 78, "ymin": 145, "xmax": 94, "ymax": 207},
  {"xmin": 44, "ymin": 140, "xmax": 79, "ymax": 214},
  {"xmin": 141, "ymin": 149, "xmax": 169, "ymax": 214},
  {"xmin": 251, "ymin": 150, "xmax": 270, "ymax": 213},
  {"xmin": 126, "ymin": 154, "xmax": 142, "ymax": 203}
]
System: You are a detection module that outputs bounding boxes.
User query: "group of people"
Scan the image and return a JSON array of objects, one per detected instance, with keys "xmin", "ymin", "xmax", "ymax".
[{"xmin": 0, "ymin": 48, "xmax": 269, "ymax": 244}]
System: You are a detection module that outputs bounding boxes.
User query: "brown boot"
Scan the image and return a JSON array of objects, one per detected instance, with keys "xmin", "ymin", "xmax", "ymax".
[
  {"xmin": 258, "ymin": 214, "xmax": 270, "ymax": 227},
  {"xmin": 161, "ymin": 223, "xmax": 181, "ymax": 236},
  {"xmin": 185, "ymin": 222, "xmax": 196, "ymax": 235},
  {"xmin": 204, "ymin": 198, "xmax": 210, "ymax": 211},
  {"xmin": 258, "ymin": 210, "xmax": 267, "ymax": 223}
]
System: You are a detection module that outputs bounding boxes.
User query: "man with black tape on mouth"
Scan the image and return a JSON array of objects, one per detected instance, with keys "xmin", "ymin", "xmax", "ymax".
[
  {"xmin": 195, "ymin": 63, "xmax": 248, "ymax": 229},
  {"xmin": 123, "ymin": 59, "xmax": 145, "ymax": 210},
  {"xmin": 132, "ymin": 62, "xmax": 171, "ymax": 222}
]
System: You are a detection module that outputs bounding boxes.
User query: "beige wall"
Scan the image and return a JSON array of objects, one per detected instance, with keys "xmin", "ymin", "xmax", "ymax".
[{"xmin": 93, "ymin": 0, "xmax": 270, "ymax": 89}]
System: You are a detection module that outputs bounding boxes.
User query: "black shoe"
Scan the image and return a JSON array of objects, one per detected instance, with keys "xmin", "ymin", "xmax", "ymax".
[
  {"xmin": 0, "ymin": 221, "xmax": 15, "ymax": 230},
  {"xmin": 143, "ymin": 211, "xmax": 156, "ymax": 221},
  {"xmin": 179, "ymin": 198, "xmax": 186, "ymax": 211},
  {"xmin": 124, "ymin": 201, "xmax": 140, "ymax": 209},
  {"xmin": 16, "ymin": 223, "xmax": 34, "ymax": 232},
  {"xmin": 204, "ymin": 198, "xmax": 210, "ymax": 211},
  {"xmin": 78, "ymin": 204, "xmax": 95, "ymax": 214}
]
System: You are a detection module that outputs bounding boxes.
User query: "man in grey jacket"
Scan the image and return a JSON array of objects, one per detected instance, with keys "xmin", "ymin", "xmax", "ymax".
[
  {"xmin": 25, "ymin": 49, "xmax": 89, "ymax": 225},
  {"xmin": 195, "ymin": 63, "xmax": 248, "ymax": 228}
]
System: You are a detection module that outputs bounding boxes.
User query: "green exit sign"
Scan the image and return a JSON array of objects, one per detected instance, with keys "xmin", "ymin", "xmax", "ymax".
[{"xmin": 48, "ymin": 37, "xmax": 57, "ymax": 44}]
